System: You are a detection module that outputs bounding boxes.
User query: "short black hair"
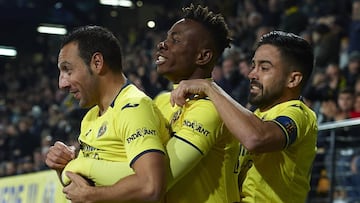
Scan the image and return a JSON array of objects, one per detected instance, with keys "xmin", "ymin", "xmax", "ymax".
[
  {"xmin": 61, "ymin": 25, "xmax": 123, "ymax": 72},
  {"xmin": 256, "ymin": 31, "xmax": 314, "ymax": 89},
  {"xmin": 182, "ymin": 4, "xmax": 232, "ymax": 59}
]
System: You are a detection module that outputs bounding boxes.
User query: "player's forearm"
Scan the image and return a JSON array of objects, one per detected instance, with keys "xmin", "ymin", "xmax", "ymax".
[
  {"xmin": 86, "ymin": 174, "xmax": 164, "ymax": 202},
  {"xmin": 206, "ymin": 82, "xmax": 271, "ymax": 151},
  {"xmin": 87, "ymin": 153, "xmax": 166, "ymax": 202}
]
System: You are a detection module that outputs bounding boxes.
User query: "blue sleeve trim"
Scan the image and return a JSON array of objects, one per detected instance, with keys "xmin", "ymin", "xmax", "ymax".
[
  {"xmin": 129, "ymin": 149, "xmax": 165, "ymax": 167},
  {"xmin": 273, "ymin": 116, "xmax": 297, "ymax": 149},
  {"xmin": 173, "ymin": 134, "xmax": 204, "ymax": 155}
]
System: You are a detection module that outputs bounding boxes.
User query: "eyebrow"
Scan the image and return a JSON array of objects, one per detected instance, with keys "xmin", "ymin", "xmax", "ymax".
[
  {"xmin": 167, "ymin": 30, "xmax": 181, "ymax": 37},
  {"xmin": 58, "ymin": 61, "xmax": 71, "ymax": 69},
  {"xmin": 252, "ymin": 59, "xmax": 274, "ymax": 66}
]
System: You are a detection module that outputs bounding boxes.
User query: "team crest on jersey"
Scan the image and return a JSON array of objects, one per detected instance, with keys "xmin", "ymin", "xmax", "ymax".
[
  {"xmin": 97, "ymin": 121, "xmax": 108, "ymax": 138},
  {"xmin": 170, "ymin": 108, "xmax": 182, "ymax": 125}
]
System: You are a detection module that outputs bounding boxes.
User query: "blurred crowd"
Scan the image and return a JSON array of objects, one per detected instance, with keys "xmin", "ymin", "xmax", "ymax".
[{"xmin": 1, "ymin": 0, "xmax": 360, "ymax": 202}]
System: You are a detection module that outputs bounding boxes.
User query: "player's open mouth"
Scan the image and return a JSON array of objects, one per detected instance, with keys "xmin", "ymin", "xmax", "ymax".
[
  {"xmin": 250, "ymin": 83, "xmax": 262, "ymax": 94},
  {"xmin": 155, "ymin": 55, "xmax": 167, "ymax": 65},
  {"xmin": 71, "ymin": 91, "xmax": 80, "ymax": 99}
]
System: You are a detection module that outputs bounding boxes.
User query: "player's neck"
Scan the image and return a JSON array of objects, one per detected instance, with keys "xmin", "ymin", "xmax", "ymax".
[{"xmin": 98, "ymin": 73, "xmax": 127, "ymax": 115}]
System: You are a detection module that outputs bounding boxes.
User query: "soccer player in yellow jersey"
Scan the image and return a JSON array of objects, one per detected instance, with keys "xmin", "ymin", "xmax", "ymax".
[
  {"xmin": 154, "ymin": 4, "xmax": 240, "ymax": 203},
  {"xmin": 45, "ymin": 25, "xmax": 168, "ymax": 202},
  {"xmin": 46, "ymin": 5, "xmax": 241, "ymax": 203},
  {"xmin": 59, "ymin": 80, "xmax": 170, "ymax": 187},
  {"xmin": 171, "ymin": 31, "xmax": 318, "ymax": 202}
]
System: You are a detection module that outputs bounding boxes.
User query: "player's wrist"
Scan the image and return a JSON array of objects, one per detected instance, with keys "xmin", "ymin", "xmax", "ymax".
[
  {"xmin": 83, "ymin": 186, "xmax": 98, "ymax": 203},
  {"xmin": 207, "ymin": 81, "xmax": 218, "ymax": 98}
]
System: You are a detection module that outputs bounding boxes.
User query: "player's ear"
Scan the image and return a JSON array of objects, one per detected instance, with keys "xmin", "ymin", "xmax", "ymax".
[
  {"xmin": 196, "ymin": 49, "xmax": 213, "ymax": 66},
  {"xmin": 288, "ymin": 71, "xmax": 303, "ymax": 88},
  {"xmin": 91, "ymin": 52, "xmax": 105, "ymax": 74}
]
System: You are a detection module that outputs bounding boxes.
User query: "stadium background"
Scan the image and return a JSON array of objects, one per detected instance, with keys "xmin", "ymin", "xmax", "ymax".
[{"xmin": 1, "ymin": 0, "xmax": 360, "ymax": 202}]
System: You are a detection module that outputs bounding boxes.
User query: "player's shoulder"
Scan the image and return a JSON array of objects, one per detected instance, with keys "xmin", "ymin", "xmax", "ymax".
[
  {"xmin": 286, "ymin": 100, "xmax": 316, "ymax": 118},
  {"xmin": 115, "ymin": 84, "xmax": 153, "ymax": 109},
  {"xmin": 182, "ymin": 97, "xmax": 220, "ymax": 124},
  {"xmin": 154, "ymin": 91, "xmax": 171, "ymax": 102},
  {"xmin": 269, "ymin": 100, "xmax": 317, "ymax": 123},
  {"xmin": 188, "ymin": 96, "xmax": 216, "ymax": 110},
  {"xmin": 270, "ymin": 100, "xmax": 309, "ymax": 113}
]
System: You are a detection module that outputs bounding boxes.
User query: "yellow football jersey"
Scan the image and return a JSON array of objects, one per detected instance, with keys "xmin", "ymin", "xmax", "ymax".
[
  {"xmin": 240, "ymin": 100, "xmax": 318, "ymax": 203},
  {"xmin": 155, "ymin": 90, "xmax": 240, "ymax": 203},
  {"xmin": 62, "ymin": 83, "xmax": 169, "ymax": 186}
]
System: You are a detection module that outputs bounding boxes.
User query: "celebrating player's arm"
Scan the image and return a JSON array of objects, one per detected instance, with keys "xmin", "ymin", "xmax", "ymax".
[
  {"xmin": 170, "ymin": 79, "xmax": 286, "ymax": 153},
  {"xmin": 170, "ymin": 31, "xmax": 318, "ymax": 202},
  {"xmin": 62, "ymin": 152, "xmax": 166, "ymax": 203}
]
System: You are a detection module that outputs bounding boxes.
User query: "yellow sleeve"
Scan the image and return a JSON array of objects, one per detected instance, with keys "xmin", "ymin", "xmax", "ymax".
[
  {"xmin": 175, "ymin": 100, "xmax": 223, "ymax": 154},
  {"xmin": 165, "ymin": 137, "xmax": 202, "ymax": 190},
  {"xmin": 89, "ymin": 159, "xmax": 134, "ymax": 186},
  {"xmin": 62, "ymin": 157, "xmax": 134, "ymax": 186},
  {"xmin": 61, "ymin": 157, "xmax": 92, "ymax": 185},
  {"xmin": 120, "ymin": 97, "xmax": 166, "ymax": 166}
]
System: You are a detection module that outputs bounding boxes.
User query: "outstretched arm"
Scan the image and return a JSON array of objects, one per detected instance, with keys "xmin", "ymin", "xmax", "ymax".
[{"xmin": 171, "ymin": 79, "xmax": 285, "ymax": 153}]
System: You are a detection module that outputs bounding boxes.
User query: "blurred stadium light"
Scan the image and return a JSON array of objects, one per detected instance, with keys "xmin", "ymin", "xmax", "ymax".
[
  {"xmin": 0, "ymin": 46, "xmax": 17, "ymax": 57},
  {"xmin": 99, "ymin": 0, "xmax": 134, "ymax": 7},
  {"xmin": 37, "ymin": 24, "xmax": 67, "ymax": 35}
]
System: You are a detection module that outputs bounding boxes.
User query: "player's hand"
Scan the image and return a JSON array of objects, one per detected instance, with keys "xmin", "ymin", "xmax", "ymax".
[
  {"xmin": 45, "ymin": 141, "xmax": 76, "ymax": 172},
  {"xmin": 171, "ymin": 79, "xmax": 210, "ymax": 107},
  {"xmin": 63, "ymin": 171, "xmax": 93, "ymax": 203}
]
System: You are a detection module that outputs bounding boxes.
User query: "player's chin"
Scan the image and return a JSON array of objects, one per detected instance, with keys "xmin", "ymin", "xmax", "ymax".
[
  {"xmin": 155, "ymin": 65, "xmax": 169, "ymax": 76},
  {"xmin": 248, "ymin": 94, "xmax": 260, "ymax": 105},
  {"xmin": 78, "ymin": 100, "xmax": 92, "ymax": 109}
]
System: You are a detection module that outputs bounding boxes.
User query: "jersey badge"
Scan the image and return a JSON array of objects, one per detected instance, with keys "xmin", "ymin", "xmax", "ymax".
[
  {"xmin": 97, "ymin": 121, "xmax": 108, "ymax": 138},
  {"xmin": 170, "ymin": 108, "xmax": 182, "ymax": 125}
]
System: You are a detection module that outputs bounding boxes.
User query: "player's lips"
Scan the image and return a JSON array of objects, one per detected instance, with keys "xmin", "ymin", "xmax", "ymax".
[
  {"xmin": 155, "ymin": 54, "xmax": 167, "ymax": 65},
  {"xmin": 70, "ymin": 91, "xmax": 80, "ymax": 99},
  {"xmin": 250, "ymin": 82, "xmax": 262, "ymax": 93}
]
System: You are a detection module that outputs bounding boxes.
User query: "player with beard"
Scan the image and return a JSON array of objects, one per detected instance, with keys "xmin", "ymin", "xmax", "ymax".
[{"xmin": 171, "ymin": 31, "xmax": 318, "ymax": 202}]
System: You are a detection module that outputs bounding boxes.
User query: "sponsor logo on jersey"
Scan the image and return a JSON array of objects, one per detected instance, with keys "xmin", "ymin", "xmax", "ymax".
[
  {"xmin": 80, "ymin": 141, "xmax": 102, "ymax": 159},
  {"xmin": 126, "ymin": 127, "xmax": 157, "ymax": 144},
  {"xmin": 183, "ymin": 119, "xmax": 210, "ymax": 136}
]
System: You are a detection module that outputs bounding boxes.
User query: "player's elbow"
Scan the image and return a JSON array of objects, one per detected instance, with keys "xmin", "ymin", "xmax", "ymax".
[
  {"xmin": 241, "ymin": 134, "xmax": 267, "ymax": 153},
  {"xmin": 141, "ymin": 182, "xmax": 165, "ymax": 202},
  {"xmin": 242, "ymin": 141, "xmax": 261, "ymax": 153},
  {"xmin": 242, "ymin": 133, "xmax": 284, "ymax": 153}
]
